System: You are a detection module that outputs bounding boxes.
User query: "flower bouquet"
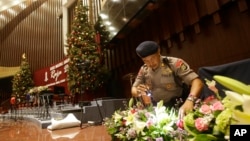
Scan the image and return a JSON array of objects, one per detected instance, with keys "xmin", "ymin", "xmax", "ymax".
[
  {"xmin": 28, "ymin": 85, "xmax": 49, "ymax": 94},
  {"xmin": 181, "ymin": 75, "xmax": 250, "ymax": 141},
  {"xmin": 105, "ymin": 75, "xmax": 250, "ymax": 141},
  {"xmin": 104, "ymin": 98, "xmax": 184, "ymax": 141},
  {"xmin": 213, "ymin": 75, "xmax": 250, "ymax": 125},
  {"xmin": 27, "ymin": 85, "xmax": 50, "ymax": 106}
]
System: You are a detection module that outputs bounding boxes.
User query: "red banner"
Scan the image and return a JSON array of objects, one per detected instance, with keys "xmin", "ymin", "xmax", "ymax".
[{"xmin": 33, "ymin": 58, "xmax": 70, "ymax": 94}]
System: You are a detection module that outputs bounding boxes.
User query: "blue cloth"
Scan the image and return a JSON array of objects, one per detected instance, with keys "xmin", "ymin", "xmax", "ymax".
[{"xmin": 198, "ymin": 58, "xmax": 250, "ymax": 99}]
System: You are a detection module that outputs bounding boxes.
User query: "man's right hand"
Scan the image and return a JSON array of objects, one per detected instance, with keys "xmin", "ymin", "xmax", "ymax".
[{"xmin": 136, "ymin": 84, "xmax": 149, "ymax": 94}]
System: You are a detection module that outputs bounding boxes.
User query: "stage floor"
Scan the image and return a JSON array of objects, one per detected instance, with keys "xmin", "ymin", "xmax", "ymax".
[{"xmin": 0, "ymin": 115, "xmax": 112, "ymax": 141}]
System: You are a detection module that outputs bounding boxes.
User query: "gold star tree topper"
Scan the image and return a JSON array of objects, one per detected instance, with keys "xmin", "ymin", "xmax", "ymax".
[{"xmin": 22, "ymin": 53, "xmax": 26, "ymax": 59}]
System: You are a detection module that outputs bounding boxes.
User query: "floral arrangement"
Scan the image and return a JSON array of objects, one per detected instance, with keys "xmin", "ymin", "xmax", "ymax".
[
  {"xmin": 105, "ymin": 75, "xmax": 250, "ymax": 141},
  {"xmin": 213, "ymin": 75, "xmax": 250, "ymax": 125},
  {"xmin": 104, "ymin": 99, "xmax": 184, "ymax": 141},
  {"xmin": 179, "ymin": 75, "xmax": 250, "ymax": 141},
  {"xmin": 28, "ymin": 85, "xmax": 50, "ymax": 95},
  {"xmin": 181, "ymin": 92, "xmax": 231, "ymax": 140}
]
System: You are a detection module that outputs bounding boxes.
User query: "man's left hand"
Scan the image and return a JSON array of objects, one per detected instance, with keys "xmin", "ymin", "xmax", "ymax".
[{"xmin": 178, "ymin": 100, "xmax": 194, "ymax": 120}]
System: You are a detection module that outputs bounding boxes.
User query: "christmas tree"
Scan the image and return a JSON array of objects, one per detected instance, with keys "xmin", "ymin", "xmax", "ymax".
[
  {"xmin": 12, "ymin": 53, "xmax": 34, "ymax": 99},
  {"xmin": 94, "ymin": 15, "xmax": 110, "ymax": 64},
  {"xmin": 94, "ymin": 15, "xmax": 110, "ymax": 57},
  {"xmin": 66, "ymin": 0, "xmax": 109, "ymax": 95}
]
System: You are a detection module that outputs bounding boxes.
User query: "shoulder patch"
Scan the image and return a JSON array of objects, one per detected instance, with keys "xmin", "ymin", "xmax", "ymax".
[
  {"xmin": 175, "ymin": 59, "xmax": 188, "ymax": 71},
  {"xmin": 175, "ymin": 59, "xmax": 183, "ymax": 67},
  {"xmin": 180, "ymin": 63, "xmax": 188, "ymax": 71}
]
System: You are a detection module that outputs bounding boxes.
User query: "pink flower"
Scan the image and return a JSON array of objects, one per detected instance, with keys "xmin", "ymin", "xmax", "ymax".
[
  {"xmin": 206, "ymin": 80, "xmax": 219, "ymax": 94},
  {"xmin": 211, "ymin": 101, "xmax": 224, "ymax": 111},
  {"xmin": 130, "ymin": 108, "xmax": 136, "ymax": 114},
  {"xmin": 203, "ymin": 95, "xmax": 215, "ymax": 103},
  {"xmin": 176, "ymin": 119, "xmax": 184, "ymax": 129},
  {"xmin": 156, "ymin": 137, "xmax": 164, "ymax": 141},
  {"xmin": 195, "ymin": 118, "xmax": 209, "ymax": 131},
  {"xmin": 203, "ymin": 95, "xmax": 221, "ymax": 104},
  {"xmin": 146, "ymin": 118, "xmax": 154, "ymax": 128},
  {"xmin": 199, "ymin": 104, "xmax": 212, "ymax": 114}
]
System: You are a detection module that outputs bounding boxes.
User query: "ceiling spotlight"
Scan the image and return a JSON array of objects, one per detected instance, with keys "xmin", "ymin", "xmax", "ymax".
[
  {"xmin": 112, "ymin": 0, "xmax": 121, "ymax": 2},
  {"xmin": 100, "ymin": 13, "xmax": 108, "ymax": 19},
  {"xmin": 104, "ymin": 21, "xmax": 111, "ymax": 26},
  {"xmin": 122, "ymin": 17, "xmax": 128, "ymax": 22},
  {"xmin": 109, "ymin": 26, "xmax": 115, "ymax": 31}
]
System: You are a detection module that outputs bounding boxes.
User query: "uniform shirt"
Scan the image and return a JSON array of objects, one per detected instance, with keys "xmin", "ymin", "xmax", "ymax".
[{"xmin": 132, "ymin": 56, "xmax": 199, "ymax": 103}]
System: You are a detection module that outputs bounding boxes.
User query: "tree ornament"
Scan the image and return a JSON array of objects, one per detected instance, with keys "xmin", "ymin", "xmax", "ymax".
[{"xmin": 10, "ymin": 97, "xmax": 16, "ymax": 105}]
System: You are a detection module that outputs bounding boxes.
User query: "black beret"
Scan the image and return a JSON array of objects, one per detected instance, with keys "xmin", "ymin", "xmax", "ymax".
[{"xmin": 136, "ymin": 41, "xmax": 159, "ymax": 58}]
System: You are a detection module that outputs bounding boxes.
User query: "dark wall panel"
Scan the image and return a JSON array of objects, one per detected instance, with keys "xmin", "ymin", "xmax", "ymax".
[{"xmin": 107, "ymin": 1, "xmax": 250, "ymax": 98}]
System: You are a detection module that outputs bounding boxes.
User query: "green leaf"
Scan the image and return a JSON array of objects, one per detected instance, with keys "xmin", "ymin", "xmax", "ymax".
[
  {"xmin": 128, "ymin": 98, "xmax": 134, "ymax": 108},
  {"xmin": 192, "ymin": 134, "xmax": 218, "ymax": 141},
  {"xmin": 183, "ymin": 122, "xmax": 199, "ymax": 136}
]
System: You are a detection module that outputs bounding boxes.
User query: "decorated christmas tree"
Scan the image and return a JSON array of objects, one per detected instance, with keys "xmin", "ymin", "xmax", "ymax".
[
  {"xmin": 12, "ymin": 53, "xmax": 34, "ymax": 99},
  {"xmin": 94, "ymin": 16, "xmax": 110, "ymax": 64},
  {"xmin": 66, "ymin": 0, "xmax": 109, "ymax": 96}
]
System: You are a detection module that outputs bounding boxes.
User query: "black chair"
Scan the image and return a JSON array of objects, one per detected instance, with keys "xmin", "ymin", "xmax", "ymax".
[
  {"xmin": 198, "ymin": 58, "xmax": 250, "ymax": 100},
  {"xmin": 53, "ymin": 86, "xmax": 66, "ymax": 106},
  {"xmin": 40, "ymin": 92, "xmax": 53, "ymax": 119}
]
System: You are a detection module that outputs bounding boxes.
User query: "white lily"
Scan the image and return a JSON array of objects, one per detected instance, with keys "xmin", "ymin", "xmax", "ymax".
[
  {"xmin": 225, "ymin": 90, "xmax": 250, "ymax": 124},
  {"xmin": 232, "ymin": 110, "xmax": 250, "ymax": 124},
  {"xmin": 225, "ymin": 90, "xmax": 250, "ymax": 112},
  {"xmin": 133, "ymin": 120, "xmax": 146, "ymax": 134},
  {"xmin": 242, "ymin": 94, "xmax": 250, "ymax": 113},
  {"xmin": 224, "ymin": 90, "xmax": 243, "ymax": 105}
]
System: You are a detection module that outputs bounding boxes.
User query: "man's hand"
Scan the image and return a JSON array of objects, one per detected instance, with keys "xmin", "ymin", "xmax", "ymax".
[
  {"xmin": 178, "ymin": 100, "xmax": 194, "ymax": 120},
  {"xmin": 137, "ymin": 84, "xmax": 149, "ymax": 94}
]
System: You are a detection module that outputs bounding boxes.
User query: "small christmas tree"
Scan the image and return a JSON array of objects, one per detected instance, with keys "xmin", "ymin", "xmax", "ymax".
[
  {"xmin": 12, "ymin": 53, "xmax": 34, "ymax": 100},
  {"xmin": 66, "ymin": 0, "xmax": 109, "ymax": 96}
]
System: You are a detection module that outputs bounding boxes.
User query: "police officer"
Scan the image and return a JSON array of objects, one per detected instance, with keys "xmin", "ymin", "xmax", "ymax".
[{"xmin": 131, "ymin": 41, "xmax": 204, "ymax": 119}]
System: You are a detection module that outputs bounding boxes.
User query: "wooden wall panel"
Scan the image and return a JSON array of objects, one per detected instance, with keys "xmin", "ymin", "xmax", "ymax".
[
  {"xmin": 179, "ymin": 0, "xmax": 199, "ymax": 26},
  {"xmin": 166, "ymin": 0, "xmax": 184, "ymax": 34},
  {"xmin": 114, "ymin": 46, "xmax": 119, "ymax": 68},
  {"xmin": 205, "ymin": 0, "xmax": 220, "ymax": 14},
  {"xmin": 196, "ymin": 0, "xmax": 209, "ymax": 17},
  {"xmin": 148, "ymin": 11, "xmax": 162, "ymax": 42},
  {"xmin": 0, "ymin": 0, "xmax": 64, "ymax": 104},
  {"xmin": 106, "ymin": 1, "xmax": 250, "ymax": 98},
  {"xmin": 237, "ymin": 0, "xmax": 248, "ymax": 12},
  {"xmin": 0, "ymin": 0, "xmax": 63, "ymax": 72}
]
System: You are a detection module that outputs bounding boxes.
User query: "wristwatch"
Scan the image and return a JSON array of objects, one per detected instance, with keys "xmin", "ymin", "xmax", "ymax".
[{"xmin": 186, "ymin": 94, "xmax": 197, "ymax": 103}]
